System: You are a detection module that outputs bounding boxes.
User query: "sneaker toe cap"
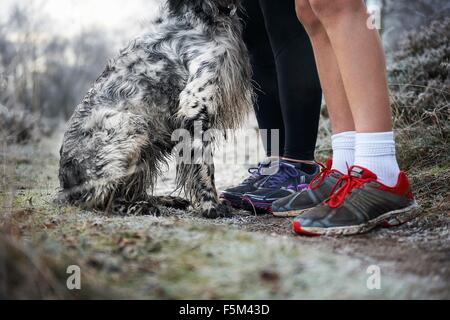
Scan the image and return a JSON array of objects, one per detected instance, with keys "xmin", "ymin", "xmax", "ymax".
[
  {"xmin": 292, "ymin": 220, "xmax": 322, "ymax": 236},
  {"xmin": 294, "ymin": 214, "xmax": 327, "ymax": 228},
  {"xmin": 271, "ymin": 195, "xmax": 294, "ymax": 212},
  {"xmin": 272, "ymin": 192, "xmax": 313, "ymax": 213},
  {"xmin": 271, "ymin": 201, "xmax": 286, "ymax": 212}
]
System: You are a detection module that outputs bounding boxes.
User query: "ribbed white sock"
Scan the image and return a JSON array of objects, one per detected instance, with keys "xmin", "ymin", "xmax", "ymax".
[
  {"xmin": 331, "ymin": 131, "xmax": 355, "ymax": 173},
  {"xmin": 354, "ymin": 132, "xmax": 401, "ymax": 187}
]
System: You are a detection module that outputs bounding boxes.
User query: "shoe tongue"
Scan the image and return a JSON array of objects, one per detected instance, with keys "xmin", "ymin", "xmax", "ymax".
[
  {"xmin": 260, "ymin": 160, "xmax": 294, "ymax": 176},
  {"xmin": 330, "ymin": 171, "xmax": 343, "ymax": 179},
  {"xmin": 349, "ymin": 166, "xmax": 377, "ymax": 180},
  {"xmin": 260, "ymin": 157, "xmax": 274, "ymax": 166}
]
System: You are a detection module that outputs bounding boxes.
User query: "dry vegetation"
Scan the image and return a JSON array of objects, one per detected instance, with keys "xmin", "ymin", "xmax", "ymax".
[{"xmin": 389, "ymin": 17, "xmax": 450, "ymax": 216}]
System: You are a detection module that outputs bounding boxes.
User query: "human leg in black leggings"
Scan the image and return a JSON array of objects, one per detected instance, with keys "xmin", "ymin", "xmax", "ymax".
[
  {"xmin": 240, "ymin": 0, "xmax": 285, "ymax": 158},
  {"xmin": 242, "ymin": 0, "xmax": 322, "ymax": 161},
  {"xmin": 221, "ymin": 1, "xmax": 321, "ymax": 209}
]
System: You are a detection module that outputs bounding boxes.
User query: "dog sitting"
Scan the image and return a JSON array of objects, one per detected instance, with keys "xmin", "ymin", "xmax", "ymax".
[{"xmin": 58, "ymin": 0, "xmax": 252, "ymax": 218}]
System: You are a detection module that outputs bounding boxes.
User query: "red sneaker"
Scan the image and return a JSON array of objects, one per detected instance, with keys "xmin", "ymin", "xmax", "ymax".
[{"xmin": 292, "ymin": 166, "xmax": 421, "ymax": 236}]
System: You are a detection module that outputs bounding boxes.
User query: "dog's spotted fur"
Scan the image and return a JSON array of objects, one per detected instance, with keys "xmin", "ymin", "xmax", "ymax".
[{"xmin": 58, "ymin": 0, "xmax": 252, "ymax": 218}]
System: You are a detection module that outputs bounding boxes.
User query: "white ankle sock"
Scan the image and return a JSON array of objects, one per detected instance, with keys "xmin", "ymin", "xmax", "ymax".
[
  {"xmin": 331, "ymin": 131, "xmax": 355, "ymax": 173},
  {"xmin": 354, "ymin": 132, "xmax": 401, "ymax": 187}
]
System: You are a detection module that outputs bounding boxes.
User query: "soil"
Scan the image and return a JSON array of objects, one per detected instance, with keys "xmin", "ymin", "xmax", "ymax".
[{"xmin": 1, "ymin": 126, "xmax": 449, "ymax": 299}]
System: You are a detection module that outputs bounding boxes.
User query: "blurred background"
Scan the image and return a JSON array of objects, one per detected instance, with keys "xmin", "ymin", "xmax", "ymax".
[
  {"xmin": 0, "ymin": 0, "xmax": 449, "ymax": 196},
  {"xmin": 0, "ymin": 0, "xmax": 448, "ymax": 127},
  {"xmin": 0, "ymin": 0, "xmax": 161, "ymax": 123}
]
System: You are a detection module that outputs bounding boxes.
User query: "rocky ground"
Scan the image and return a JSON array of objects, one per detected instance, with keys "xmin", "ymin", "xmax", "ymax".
[{"xmin": 0, "ymin": 120, "xmax": 449, "ymax": 299}]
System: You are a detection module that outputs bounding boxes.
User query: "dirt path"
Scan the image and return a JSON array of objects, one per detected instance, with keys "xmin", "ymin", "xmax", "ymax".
[{"xmin": 1, "ymin": 131, "xmax": 449, "ymax": 299}]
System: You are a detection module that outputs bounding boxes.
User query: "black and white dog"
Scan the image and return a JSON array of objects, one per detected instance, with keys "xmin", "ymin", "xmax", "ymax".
[{"xmin": 58, "ymin": 0, "xmax": 252, "ymax": 218}]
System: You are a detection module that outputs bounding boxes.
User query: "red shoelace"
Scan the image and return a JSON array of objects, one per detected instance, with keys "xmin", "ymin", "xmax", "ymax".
[
  {"xmin": 309, "ymin": 159, "xmax": 339, "ymax": 190},
  {"xmin": 326, "ymin": 172, "xmax": 377, "ymax": 208}
]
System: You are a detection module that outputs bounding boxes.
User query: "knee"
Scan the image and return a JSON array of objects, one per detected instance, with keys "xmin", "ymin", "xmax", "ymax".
[
  {"xmin": 295, "ymin": 0, "xmax": 322, "ymax": 36},
  {"xmin": 309, "ymin": 0, "xmax": 365, "ymax": 23}
]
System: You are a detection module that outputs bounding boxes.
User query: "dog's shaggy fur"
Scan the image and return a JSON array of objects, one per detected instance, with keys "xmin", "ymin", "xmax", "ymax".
[{"xmin": 58, "ymin": 0, "xmax": 252, "ymax": 218}]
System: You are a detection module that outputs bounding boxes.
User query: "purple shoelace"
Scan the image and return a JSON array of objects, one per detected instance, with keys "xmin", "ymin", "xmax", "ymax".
[
  {"xmin": 286, "ymin": 183, "xmax": 309, "ymax": 192},
  {"xmin": 242, "ymin": 163, "xmax": 265, "ymax": 184},
  {"xmin": 259, "ymin": 162, "xmax": 300, "ymax": 188}
]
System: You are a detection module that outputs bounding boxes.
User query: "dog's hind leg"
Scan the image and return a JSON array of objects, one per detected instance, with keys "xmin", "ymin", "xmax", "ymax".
[
  {"xmin": 110, "ymin": 197, "xmax": 161, "ymax": 216},
  {"xmin": 104, "ymin": 173, "xmax": 161, "ymax": 217},
  {"xmin": 153, "ymin": 196, "xmax": 191, "ymax": 210},
  {"xmin": 110, "ymin": 195, "xmax": 190, "ymax": 216},
  {"xmin": 101, "ymin": 157, "xmax": 190, "ymax": 215}
]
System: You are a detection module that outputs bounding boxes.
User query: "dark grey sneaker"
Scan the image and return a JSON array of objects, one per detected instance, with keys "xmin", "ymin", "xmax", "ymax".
[
  {"xmin": 293, "ymin": 166, "xmax": 421, "ymax": 236},
  {"xmin": 272, "ymin": 160, "xmax": 343, "ymax": 217},
  {"xmin": 220, "ymin": 158, "xmax": 273, "ymax": 209}
]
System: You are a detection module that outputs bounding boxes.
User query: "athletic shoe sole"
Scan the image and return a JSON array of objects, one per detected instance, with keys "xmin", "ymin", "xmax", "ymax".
[
  {"xmin": 272, "ymin": 207, "xmax": 312, "ymax": 218},
  {"xmin": 292, "ymin": 201, "xmax": 421, "ymax": 236},
  {"xmin": 274, "ymin": 204, "xmax": 418, "ymax": 228}
]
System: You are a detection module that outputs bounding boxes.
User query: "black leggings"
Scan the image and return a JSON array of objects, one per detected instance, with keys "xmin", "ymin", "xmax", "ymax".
[{"xmin": 241, "ymin": 0, "xmax": 322, "ymax": 160}]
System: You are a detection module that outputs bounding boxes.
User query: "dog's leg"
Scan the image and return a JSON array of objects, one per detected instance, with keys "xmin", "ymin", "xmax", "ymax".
[
  {"xmin": 153, "ymin": 196, "xmax": 191, "ymax": 210},
  {"xmin": 176, "ymin": 163, "xmax": 232, "ymax": 219},
  {"xmin": 110, "ymin": 197, "xmax": 161, "ymax": 217},
  {"xmin": 109, "ymin": 194, "xmax": 191, "ymax": 216},
  {"xmin": 175, "ymin": 52, "xmax": 239, "ymax": 218},
  {"xmin": 175, "ymin": 119, "xmax": 232, "ymax": 219},
  {"xmin": 177, "ymin": 50, "xmax": 223, "ymax": 122}
]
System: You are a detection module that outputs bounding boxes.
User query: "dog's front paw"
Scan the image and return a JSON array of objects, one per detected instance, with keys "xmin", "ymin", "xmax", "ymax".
[{"xmin": 202, "ymin": 203, "xmax": 233, "ymax": 219}]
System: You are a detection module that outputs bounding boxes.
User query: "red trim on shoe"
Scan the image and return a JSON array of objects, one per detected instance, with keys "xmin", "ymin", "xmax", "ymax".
[
  {"xmin": 292, "ymin": 221, "xmax": 320, "ymax": 237},
  {"xmin": 381, "ymin": 214, "xmax": 416, "ymax": 228},
  {"xmin": 381, "ymin": 220, "xmax": 405, "ymax": 228},
  {"xmin": 376, "ymin": 171, "xmax": 414, "ymax": 200}
]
